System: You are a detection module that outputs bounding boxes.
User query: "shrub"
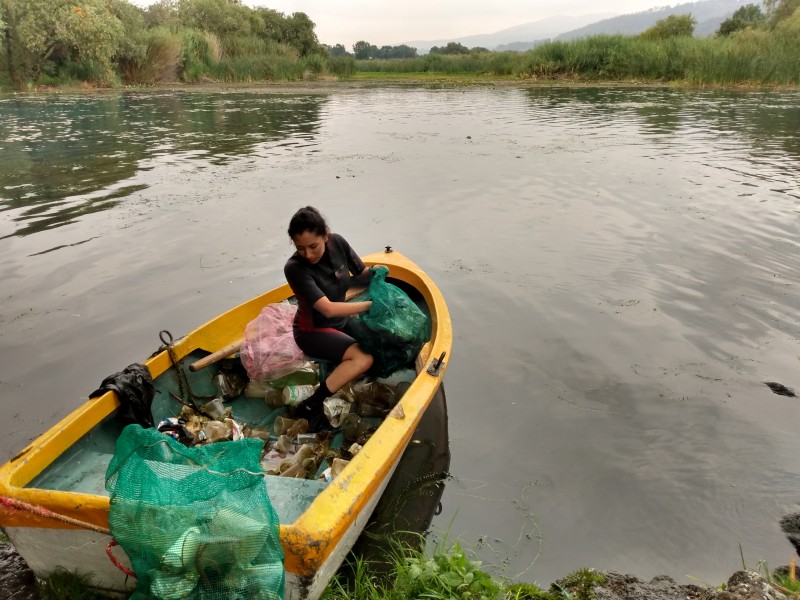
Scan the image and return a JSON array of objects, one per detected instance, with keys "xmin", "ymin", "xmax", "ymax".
[
  {"xmin": 300, "ymin": 52, "xmax": 326, "ymax": 79},
  {"xmin": 327, "ymin": 56, "xmax": 356, "ymax": 76}
]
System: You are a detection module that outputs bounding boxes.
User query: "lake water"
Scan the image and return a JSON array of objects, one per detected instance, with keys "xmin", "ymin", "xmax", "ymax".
[{"xmin": 1, "ymin": 85, "xmax": 799, "ymax": 587}]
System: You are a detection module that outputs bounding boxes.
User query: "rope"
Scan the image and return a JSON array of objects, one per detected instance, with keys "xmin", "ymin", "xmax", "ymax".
[
  {"xmin": 0, "ymin": 496, "xmax": 137, "ymax": 578},
  {"xmin": 160, "ymin": 330, "xmax": 193, "ymax": 407},
  {"xmin": 0, "ymin": 496, "xmax": 110, "ymax": 535},
  {"xmin": 106, "ymin": 539, "xmax": 137, "ymax": 578}
]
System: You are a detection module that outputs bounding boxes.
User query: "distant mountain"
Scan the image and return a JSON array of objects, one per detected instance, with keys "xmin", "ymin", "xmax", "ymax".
[
  {"xmin": 556, "ymin": 0, "xmax": 761, "ymax": 41},
  {"xmin": 405, "ymin": 14, "xmax": 615, "ymax": 54},
  {"xmin": 408, "ymin": 0, "xmax": 761, "ymax": 54}
]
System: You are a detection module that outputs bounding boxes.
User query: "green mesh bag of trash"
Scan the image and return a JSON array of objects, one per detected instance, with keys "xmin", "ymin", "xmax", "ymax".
[
  {"xmin": 349, "ymin": 266, "xmax": 431, "ymax": 377},
  {"xmin": 105, "ymin": 424, "xmax": 284, "ymax": 600}
]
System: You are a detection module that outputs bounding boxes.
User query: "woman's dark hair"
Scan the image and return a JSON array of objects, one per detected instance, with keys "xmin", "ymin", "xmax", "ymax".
[{"xmin": 288, "ymin": 206, "xmax": 328, "ymax": 238}]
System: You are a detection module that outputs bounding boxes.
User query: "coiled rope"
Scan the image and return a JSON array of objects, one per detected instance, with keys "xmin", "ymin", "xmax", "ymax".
[{"xmin": 0, "ymin": 496, "xmax": 136, "ymax": 578}]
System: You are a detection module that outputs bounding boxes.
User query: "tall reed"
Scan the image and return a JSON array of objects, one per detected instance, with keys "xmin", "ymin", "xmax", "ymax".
[
  {"xmin": 354, "ymin": 32, "xmax": 800, "ymax": 86},
  {"xmin": 119, "ymin": 28, "xmax": 182, "ymax": 84}
]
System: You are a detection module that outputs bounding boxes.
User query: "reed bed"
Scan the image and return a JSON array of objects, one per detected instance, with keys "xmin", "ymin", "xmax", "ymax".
[{"xmin": 354, "ymin": 32, "xmax": 800, "ymax": 86}]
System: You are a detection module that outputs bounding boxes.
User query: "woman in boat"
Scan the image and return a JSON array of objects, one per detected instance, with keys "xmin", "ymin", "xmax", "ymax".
[{"xmin": 284, "ymin": 206, "xmax": 375, "ymax": 430}]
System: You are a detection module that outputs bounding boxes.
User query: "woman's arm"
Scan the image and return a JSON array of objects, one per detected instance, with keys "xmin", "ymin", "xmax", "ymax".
[
  {"xmin": 352, "ymin": 266, "xmax": 374, "ymax": 286},
  {"xmin": 352, "ymin": 264, "xmax": 389, "ymax": 286},
  {"xmin": 313, "ymin": 296, "xmax": 372, "ymax": 318}
]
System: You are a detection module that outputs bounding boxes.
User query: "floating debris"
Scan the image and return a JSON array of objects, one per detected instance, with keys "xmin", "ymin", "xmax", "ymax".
[{"xmin": 765, "ymin": 381, "xmax": 796, "ymax": 397}]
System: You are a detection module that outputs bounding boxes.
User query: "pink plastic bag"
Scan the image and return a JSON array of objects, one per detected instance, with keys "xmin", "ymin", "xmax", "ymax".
[{"xmin": 240, "ymin": 301, "xmax": 306, "ymax": 381}]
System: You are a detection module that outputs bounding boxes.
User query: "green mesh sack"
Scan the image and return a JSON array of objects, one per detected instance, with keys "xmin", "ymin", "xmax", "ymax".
[
  {"xmin": 105, "ymin": 425, "xmax": 284, "ymax": 600},
  {"xmin": 349, "ymin": 266, "xmax": 431, "ymax": 377}
]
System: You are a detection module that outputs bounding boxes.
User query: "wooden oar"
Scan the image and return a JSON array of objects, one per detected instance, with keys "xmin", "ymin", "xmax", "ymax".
[{"xmin": 189, "ymin": 339, "xmax": 242, "ymax": 372}]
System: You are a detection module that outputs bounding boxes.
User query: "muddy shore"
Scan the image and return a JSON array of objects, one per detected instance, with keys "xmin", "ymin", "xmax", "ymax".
[
  {"xmin": 2, "ymin": 75, "xmax": 796, "ymax": 96},
  {"xmin": 1, "ymin": 540, "xmax": 796, "ymax": 599}
]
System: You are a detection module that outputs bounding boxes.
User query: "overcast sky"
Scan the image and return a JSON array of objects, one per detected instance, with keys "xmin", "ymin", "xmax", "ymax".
[
  {"xmin": 245, "ymin": 1, "xmax": 675, "ymax": 47},
  {"xmin": 135, "ymin": 1, "xmax": 678, "ymax": 48}
]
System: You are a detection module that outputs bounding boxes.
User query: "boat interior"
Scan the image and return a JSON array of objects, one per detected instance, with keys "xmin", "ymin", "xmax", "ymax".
[{"xmin": 26, "ymin": 279, "xmax": 431, "ymax": 526}]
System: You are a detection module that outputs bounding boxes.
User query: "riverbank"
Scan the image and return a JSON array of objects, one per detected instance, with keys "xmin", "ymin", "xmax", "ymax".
[
  {"xmin": 1, "ymin": 538, "xmax": 797, "ymax": 600},
  {"xmin": 2, "ymin": 73, "xmax": 798, "ymax": 96}
]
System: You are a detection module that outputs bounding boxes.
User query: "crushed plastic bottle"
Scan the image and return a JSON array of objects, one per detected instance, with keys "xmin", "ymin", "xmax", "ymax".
[
  {"xmin": 267, "ymin": 363, "xmax": 318, "ymax": 388},
  {"xmin": 283, "ymin": 385, "xmax": 316, "ymax": 407}
]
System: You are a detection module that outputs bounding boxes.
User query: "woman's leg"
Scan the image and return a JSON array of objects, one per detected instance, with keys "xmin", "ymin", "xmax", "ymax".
[
  {"xmin": 292, "ymin": 328, "xmax": 373, "ymax": 431},
  {"xmin": 325, "ymin": 343, "xmax": 373, "ymax": 392}
]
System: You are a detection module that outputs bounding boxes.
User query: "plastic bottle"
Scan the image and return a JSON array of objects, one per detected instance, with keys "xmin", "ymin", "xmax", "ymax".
[
  {"xmin": 244, "ymin": 381, "xmax": 286, "ymax": 408},
  {"xmin": 268, "ymin": 363, "xmax": 319, "ymax": 388},
  {"xmin": 203, "ymin": 398, "xmax": 226, "ymax": 420},
  {"xmin": 265, "ymin": 388, "xmax": 285, "ymax": 408},
  {"xmin": 283, "ymin": 385, "xmax": 316, "ymax": 407},
  {"xmin": 244, "ymin": 380, "xmax": 270, "ymax": 398}
]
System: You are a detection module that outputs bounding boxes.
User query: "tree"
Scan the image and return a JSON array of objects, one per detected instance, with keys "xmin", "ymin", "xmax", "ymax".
[
  {"xmin": 386, "ymin": 44, "xmax": 417, "ymax": 58},
  {"xmin": 717, "ymin": 4, "xmax": 766, "ymax": 35},
  {"xmin": 177, "ymin": 0, "xmax": 252, "ymax": 37},
  {"xmin": 2, "ymin": 0, "xmax": 16, "ymax": 84},
  {"xmin": 352, "ymin": 40, "xmax": 376, "ymax": 59},
  {"xmin": 254, "ymin": 7, "xmax": 288, "ymax": 42},
  {"xmin": 283, "ymin": 12, "xmax": 320, "ymax": 56},
  {"xmin": 13, "ymin": 0, "xmax": 124, "ymax": 82},
  {"xmin": 108, "ymin": 0, "xmax": 148, "ymax": 70},
  {"xmin": 640, "ymin": 14, "xmax": 697, "ymax": 39},
  {"xmin": 430, "ymin": 41, "xmax": 470, "ymax": 55},
  {"xmin": 326, "ymin": 43, "xmax": 351, "ymax": 57},
  {"xmin": 764, "ymin": 0, "xmax": 800, "ymax": 25},
  {"xmin": 144, "ymin": 0, "xmax": 179, "ymax": 30},
  {"xmin": 251, "ymin": 8, "xmax": 321, "ymax": 55}
]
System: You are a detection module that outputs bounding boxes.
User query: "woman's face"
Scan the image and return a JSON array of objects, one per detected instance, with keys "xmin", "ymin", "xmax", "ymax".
[{"xmin": 292, "ymin": 230, "xmax": 328, "ymax": 264}]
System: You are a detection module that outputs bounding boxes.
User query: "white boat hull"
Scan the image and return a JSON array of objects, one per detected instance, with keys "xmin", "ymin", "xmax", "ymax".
[{"xmin": 3, "ymin": 450, "xmax": 402, "ymax": 599}]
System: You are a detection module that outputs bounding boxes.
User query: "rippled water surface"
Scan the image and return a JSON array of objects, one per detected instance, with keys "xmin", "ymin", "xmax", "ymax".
[{"xmin": 1, "ymin": 86, "xmax": 799, "ymax": 586}]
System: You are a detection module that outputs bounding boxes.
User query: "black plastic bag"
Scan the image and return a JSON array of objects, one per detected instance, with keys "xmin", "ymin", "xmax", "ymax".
[{"xmin": 89, "ymin": 363, "xmax": 155, "ymax": 428}]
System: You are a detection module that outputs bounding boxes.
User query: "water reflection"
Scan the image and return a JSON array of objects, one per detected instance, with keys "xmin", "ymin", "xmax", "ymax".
[
  {"xmin": 0, "ymin": 93, "xmax": 328, "ymax": 238},
  {"xmin": 524, "ymin": 87, "xmax": 800, "ymax": 170},
  {"xmin": 1, "ymin": 86, "xmax": 799, "ymax": 588}
]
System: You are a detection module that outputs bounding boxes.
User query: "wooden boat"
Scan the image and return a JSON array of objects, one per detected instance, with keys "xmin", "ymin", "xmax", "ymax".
[{"xmin": 0, "ymin": 249, "xmax": 451, "ymax": 599}]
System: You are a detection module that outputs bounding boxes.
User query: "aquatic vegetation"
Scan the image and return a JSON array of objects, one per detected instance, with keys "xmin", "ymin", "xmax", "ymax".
[{"xmin": 324, "ymin": 535, "xmax": 504, "ymax": 599}]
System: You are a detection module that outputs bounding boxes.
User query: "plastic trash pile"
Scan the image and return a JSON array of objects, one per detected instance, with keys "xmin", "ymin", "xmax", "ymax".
[{"xmin": 158, "ymin": 359, "xmax": 414, "ymax": 485}]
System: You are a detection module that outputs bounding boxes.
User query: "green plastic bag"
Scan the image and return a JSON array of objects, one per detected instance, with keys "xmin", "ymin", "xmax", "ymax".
[
  {"xmin": 349, "ymin": 266, "xmax": 430, "ymax": 377},
  {"xmin": 105, "ymin": 425, "xmax": 284, "ymax": 600}
]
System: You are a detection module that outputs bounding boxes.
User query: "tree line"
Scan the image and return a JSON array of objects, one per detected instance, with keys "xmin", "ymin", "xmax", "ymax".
[
  {"xmin": 0, "ymin": 0, "xmax": 331, "ymax": 86},
  {"xmin": 0, "ymin": 0, "xmax": 798, "ymax": 89}
]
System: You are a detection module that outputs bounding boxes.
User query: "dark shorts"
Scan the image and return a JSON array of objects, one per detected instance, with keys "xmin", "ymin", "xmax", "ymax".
[{"xmin": 293, "ymin": 319, "xmax": 358, "ymax": 363}]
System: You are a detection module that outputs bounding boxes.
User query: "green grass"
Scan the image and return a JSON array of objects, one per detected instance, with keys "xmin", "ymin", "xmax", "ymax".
[
  {"xmin": 324, "ymin": 535, "xmax": 504, "ymax": 599},
  {"xmin": 322, "ymin": 531, "xmax": 607, "ymax": 600},
  {"xmin": 37, "ymin": 568, "xmax": 102, "ymax": 600},
  {"xmin": 773, "ymin": 572, "xmax": 800, "ymax": 594}
]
